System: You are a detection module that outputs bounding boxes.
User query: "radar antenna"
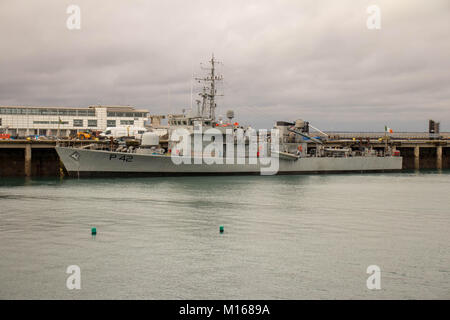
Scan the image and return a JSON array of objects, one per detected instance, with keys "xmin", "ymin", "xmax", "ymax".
[{"xmin": 195, "ymin": 54, "xmax": 223, "ymax": 120}]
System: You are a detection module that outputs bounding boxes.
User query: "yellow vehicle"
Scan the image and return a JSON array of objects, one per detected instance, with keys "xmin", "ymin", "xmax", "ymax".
[{"xmin": 77, "ymin": 132, "xmax": 92, "ymax": 140}]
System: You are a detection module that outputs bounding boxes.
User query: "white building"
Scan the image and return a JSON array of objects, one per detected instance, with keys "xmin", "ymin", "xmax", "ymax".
[{"xmin": 0, "ymin": 105, "xmax": 150, "ymax": 137}]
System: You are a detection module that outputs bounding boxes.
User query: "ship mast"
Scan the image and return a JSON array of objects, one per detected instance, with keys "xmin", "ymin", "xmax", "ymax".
[{"xmin": 195, "ymin": 54, "xmax": 223, "ymax": 121}]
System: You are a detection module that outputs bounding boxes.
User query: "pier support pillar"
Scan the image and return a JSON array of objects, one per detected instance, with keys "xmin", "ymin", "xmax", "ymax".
[
  {"xmin": 437, "ymin": 146, "xmax": 443, "ymax": 170},
  {"xmin": 414, "ymin": 146, "xmax": 420, "ymax": 170},
  {"xmin": 24, "ymin": 144, "xmax": 32, "ymax": 177},
  {"xmin": 59, "ymin": 160, "xmax": 65, "ymax": 178}
]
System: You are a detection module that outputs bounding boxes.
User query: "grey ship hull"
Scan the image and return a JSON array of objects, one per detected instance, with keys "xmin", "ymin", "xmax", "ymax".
[{"xmin": 56, "ymin": 147, "xmax": 403, "ymax": 177}]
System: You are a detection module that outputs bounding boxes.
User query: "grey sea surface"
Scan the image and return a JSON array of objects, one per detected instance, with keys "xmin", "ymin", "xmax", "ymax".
[{"xmin": 0, "ymin": 171, "xmax": 449, "ymax": 299}]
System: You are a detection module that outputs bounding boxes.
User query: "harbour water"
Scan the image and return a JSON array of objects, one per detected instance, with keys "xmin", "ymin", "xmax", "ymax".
[{"xmin": 0, "ymin": 172, "xmax": 449, "ymax": 299}]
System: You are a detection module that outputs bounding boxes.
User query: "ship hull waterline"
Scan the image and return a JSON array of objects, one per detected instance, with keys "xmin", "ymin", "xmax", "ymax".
[{"xmin": 55, "ymin": 147, "xmax": 403, "ymax": 178}]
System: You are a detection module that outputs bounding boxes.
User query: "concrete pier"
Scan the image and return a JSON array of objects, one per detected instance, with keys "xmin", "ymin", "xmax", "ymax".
[
  {"xmin": 0, "ymin": 138, "xmax": 449, "ymax": 177},
  {"xmin": 414, "ymin": 146, "xmax": 420, "ymax": 170},
  {"xmin": 24, "ymin": 143, "xmax": 32, "ymax": 177},
  {"xmin": 437, "ymin": 146, "xmax": 443, "ymax": 170},
  {"xmin": 0, "ymin": 140, "xmax": 109, "ymax": 177}
]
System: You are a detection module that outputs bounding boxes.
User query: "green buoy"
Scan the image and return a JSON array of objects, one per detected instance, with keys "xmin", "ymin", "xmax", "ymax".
[
  {"xmin": 219, "ymin": 226, "xmax": 224, "ymax": 233},
  {"xmin": 91, "ymin": 227, "xmax": 97, "ymax": 236}
]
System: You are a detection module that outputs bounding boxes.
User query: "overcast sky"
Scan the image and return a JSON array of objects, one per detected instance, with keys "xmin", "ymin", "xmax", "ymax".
[{"xmin": 0, "ymin": 0, "xmax": 449, "ymax": 131}]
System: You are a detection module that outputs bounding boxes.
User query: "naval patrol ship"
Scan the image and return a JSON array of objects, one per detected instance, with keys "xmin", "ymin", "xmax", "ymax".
[{"xmin": 56, "ymin": 56, "xmax": 402, "ymax": 177}]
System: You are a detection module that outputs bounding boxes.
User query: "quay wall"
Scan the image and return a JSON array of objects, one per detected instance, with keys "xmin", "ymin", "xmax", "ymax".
[
  {"xmin": 0, "ymin": 147, "xmax": 60, "ymax": 177},
  {"xmin": 0, "ymin": 140, "xmax": 449, "ymax": 177}
]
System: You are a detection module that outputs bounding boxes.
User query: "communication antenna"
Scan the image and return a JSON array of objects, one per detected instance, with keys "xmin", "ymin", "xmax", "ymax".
[{"xmin": 195, "ymin": 53, "xmax": 223, "ymax": 120}]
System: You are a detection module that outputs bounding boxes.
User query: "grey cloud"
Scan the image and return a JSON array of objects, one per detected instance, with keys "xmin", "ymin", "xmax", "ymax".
[{"xmin": 0, "ymin": 0, "xmax": 448, "ymax": 131}]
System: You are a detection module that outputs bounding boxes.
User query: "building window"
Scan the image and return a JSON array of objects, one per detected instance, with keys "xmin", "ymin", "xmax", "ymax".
[
  {"xmin": 73, "ymin": 119, "xmax": 83, "ymax": 127},
  {"xmin": 120, "ymin": 120, "xmax": 134, "ymax": 125},
  {"xmin": 107, "ymin": 120, "xmax": 116, "ymax": 127},
  {"xmin": 33, "ymin": 121, "xmax": 68, "ymax": 125},
  {"xmin": 88, "ymin": 120, "xmax": 97, "ymax": 127},
  {"xmin": 0, "ymin": 118, "xmax": 2, "ymax": 126},
  {"xmin": 0, "ymin": 107, "xmax": 97, "ymax": 116},
  {"xmin": 107, "ymin": 111, "xmax": 147, "ymax": 117}
]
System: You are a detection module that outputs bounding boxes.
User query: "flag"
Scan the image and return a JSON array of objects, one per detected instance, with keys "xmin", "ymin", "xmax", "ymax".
[{"xmin": 384, "ymin": 125, "xmax": 393, "ymax": 133}]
